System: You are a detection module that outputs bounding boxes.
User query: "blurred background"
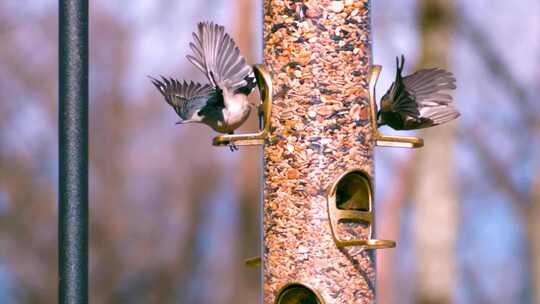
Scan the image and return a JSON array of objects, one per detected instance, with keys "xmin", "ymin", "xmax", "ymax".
[{"xmin": 0, "ymin": 0, "xmax": 538, "ymax": 303}]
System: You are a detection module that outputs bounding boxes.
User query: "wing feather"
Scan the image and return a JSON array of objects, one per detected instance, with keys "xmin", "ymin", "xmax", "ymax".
[
  {"xmin": 186, "ymin": 21, "xmax": 254, "ymax": 93},
  {"xmin": 403, "ymin": 68, "xmax": 457, "ymax": 112},
  {"xmin": 150, "ymin": 76, "xmax": 212, "ymax": 121},
  {"xmin": 414, "ymin": 106, "xmax": 460, "ymax": 128}
]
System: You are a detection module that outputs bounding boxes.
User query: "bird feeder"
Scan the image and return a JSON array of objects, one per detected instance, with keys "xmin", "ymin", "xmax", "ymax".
[{"xmin": 261, "ymin": 1, "xmax": 406, "ymax": 303}]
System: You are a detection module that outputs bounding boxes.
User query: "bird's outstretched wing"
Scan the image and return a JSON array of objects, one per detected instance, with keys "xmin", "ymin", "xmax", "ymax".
[
  {"xmin": 403, "ymin": 67, "xmax": 456, "ymax": 107},
  {"xmin": 186, "ymin": 22, "xmax": 255, "ymax": 94},
  {"xmin": 402, "ymin": 65, "xmax": 459, "ymax": 128},
  {"xmin": 150, "ymin": 76, "xmax": 213, "ymax": 122},
  {"xmin": 404, "ymin": 105, "xmax": 460, "ymax": 129}
]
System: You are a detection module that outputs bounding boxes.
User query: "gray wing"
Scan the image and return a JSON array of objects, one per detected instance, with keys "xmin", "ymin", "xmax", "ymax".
[
  {"xmin": 186, "ymin": 22, "xmax": 253, "ymax": 93},
  {"xmin": 403, "ymin": 68, "xmax": 457, "ymax": 107},
  {"xmin": 419, "ymin": 105, "xmax": 460, "ymax": 124},
  {"xmin": 402, "ymin": 67, "xmax": 460, "ymax": 127},
  {"xmin": 150, "ymin": 76, "xmax": 213, "ymax": 121}
]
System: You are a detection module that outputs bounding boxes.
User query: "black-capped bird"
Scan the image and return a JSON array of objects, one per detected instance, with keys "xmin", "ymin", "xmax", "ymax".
[
  {"xmin": 377, "ymin": 55, "xmax": 460, "ymax": 130},
  {"xmin": 150, "ymin": 22, "xmax": 257, "ymax": 150}
]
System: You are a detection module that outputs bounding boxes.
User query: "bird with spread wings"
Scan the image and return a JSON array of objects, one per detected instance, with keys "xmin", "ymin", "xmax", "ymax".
[
  {"xmin": 377, "ymin": 55, "xmax": 460, "ymax": 130},
  {"xmin": 150, "ymin": 22, "xmax": 257, "ymax": 150}
]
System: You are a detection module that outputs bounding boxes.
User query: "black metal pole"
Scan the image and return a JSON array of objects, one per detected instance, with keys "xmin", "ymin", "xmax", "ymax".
[{"xmin": 59, "ymin": 0, "xmax": 88, "ymax": 303}]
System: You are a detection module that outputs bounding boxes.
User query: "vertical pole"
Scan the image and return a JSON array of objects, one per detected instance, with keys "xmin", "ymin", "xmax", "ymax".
[
  {"xmin": 263, "ymin": 1, "xmax": 375, "ymax": 303},
  {"xmin": 59, "ymin": 1, "xmax": 88, "ymax": 303}
]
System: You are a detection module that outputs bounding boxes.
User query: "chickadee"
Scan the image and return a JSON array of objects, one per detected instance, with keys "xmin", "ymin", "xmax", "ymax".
[
  {"xmin": 377, "ymin": 55, "xmax": 460, "ymax": 130},
  {"xmin": 150, "ymin": 22, "xmax": 257, "ymax": 150}
]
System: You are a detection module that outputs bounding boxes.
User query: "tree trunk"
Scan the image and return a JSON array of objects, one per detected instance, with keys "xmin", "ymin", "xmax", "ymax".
[{"xmin": 412, "ymin": 1, "xmax": 457, "ymax": 303}]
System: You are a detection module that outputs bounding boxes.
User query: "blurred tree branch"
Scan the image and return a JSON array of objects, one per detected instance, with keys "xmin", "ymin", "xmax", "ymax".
[{"xmin": 458, "ymin": 12, "xmax": 539, "ymax": 128}]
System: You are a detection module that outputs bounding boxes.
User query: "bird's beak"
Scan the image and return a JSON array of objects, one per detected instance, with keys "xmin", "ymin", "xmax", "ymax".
[{"xmin": 175, "ymin": 121, "xmax": 183, "ymax": 125}]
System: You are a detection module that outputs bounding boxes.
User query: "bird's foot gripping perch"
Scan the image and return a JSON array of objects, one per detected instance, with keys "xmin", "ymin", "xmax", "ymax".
[
  {"xmin": 212, "ymin": 64, "xmax": 273, "ymax": 148},
  {"xmin": 228, "ymin": 142, "xmax": 239, "ymax": 152}
]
